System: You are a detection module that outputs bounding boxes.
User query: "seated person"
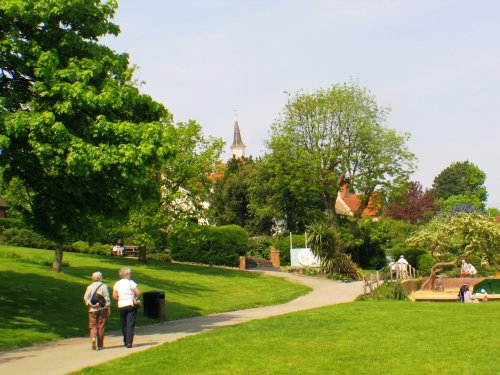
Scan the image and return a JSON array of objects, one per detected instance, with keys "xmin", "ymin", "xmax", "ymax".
[
  {"xmin": 458, "ymin": 284, "xmax": 468, "ymax": 302},
  {"xmin": 112, "ymin": 239, "xmax": 125, "ymax": 256},
  {"xmin": 112, "ymin": 245, "xmax": 123, "ymax": 256},
  {"xmin": 463, "ymin": 285, "xmax": 472, "ymax": 302},
  {"xmin": 477, "ymin": 288, "xmax": 488, "ymax": 302}
]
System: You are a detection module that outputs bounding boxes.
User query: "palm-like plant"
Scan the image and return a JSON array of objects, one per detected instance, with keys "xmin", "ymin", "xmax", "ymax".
[{"xmin": 307, "ymin": 221, "xmax": 360, "ymax": 280}]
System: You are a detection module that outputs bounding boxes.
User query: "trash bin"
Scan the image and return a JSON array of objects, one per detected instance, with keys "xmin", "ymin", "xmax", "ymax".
[{"xmin": 143, "ymin": 291, "xmax": 165, "ymax": 322}]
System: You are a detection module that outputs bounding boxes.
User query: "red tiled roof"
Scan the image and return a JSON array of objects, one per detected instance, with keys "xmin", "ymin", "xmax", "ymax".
[
  {"xmin": 336, "ymin": 185, "xmax": 380, "ymax": 217},
  {"xmin": 208, "ymin": 172, "xmax": 224, "ymax": 181}
]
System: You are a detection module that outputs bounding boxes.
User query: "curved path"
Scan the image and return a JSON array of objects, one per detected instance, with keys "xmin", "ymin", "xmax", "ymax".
[{"xmin": 0, "ymin": 271, "xmax": 364, "ymax": 375}]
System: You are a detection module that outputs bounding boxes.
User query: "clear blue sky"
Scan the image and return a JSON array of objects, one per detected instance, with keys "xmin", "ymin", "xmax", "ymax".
[{"xmin": 103, "ymin": 0, "xmax": 500, "ymax": 208}]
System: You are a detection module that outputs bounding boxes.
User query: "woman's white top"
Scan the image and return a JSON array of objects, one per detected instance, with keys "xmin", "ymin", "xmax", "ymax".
[{"xmin": 113, "ymin": 279, "xmax": 138, "ymax": 308}]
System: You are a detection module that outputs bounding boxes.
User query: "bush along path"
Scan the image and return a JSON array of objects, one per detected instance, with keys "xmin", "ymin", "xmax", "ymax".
[{"xmin": 0, "ymin": 271, "xmax": 364, "ymax": 375}]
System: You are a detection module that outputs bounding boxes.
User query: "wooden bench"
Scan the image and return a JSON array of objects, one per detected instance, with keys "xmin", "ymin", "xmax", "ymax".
[
  {"xmin": 111, "ymin": 245, "xmax": 139, "ymax": 257},
  {"xmin": 124, "ymin": 245, "xmax": 139, "ymax": 257}
]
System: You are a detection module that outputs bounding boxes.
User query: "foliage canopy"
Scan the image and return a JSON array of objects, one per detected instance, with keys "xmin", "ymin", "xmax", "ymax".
[
  {"xmin": 0, "ymin": 0, "xmax": 174, "ymax": 270},
  {"xmin": 406, "ymin": 212, "xmax": 500, "ymax": 266},
  {"xmin": 430, "ymin": 161, "xmax": 487, "ymax": 210},
  {"xmin": 264, "ymin": 82, "xmax": 416, "ymax": 227}
]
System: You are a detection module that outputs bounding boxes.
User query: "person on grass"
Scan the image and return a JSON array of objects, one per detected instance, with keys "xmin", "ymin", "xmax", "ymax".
[
  {"xmin": 463, "ymin": 285, "xmax": 478, "ymax": 303},
  {"xmin": 83, "ymin": 272, "xmax": 111, "ymax": 351},
  {"xmin": 113, "ymin": 267, "xmax": 141, "ymax": 348}
]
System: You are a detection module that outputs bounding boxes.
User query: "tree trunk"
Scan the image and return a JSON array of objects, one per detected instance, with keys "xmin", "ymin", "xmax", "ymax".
[
  {"xmin": 52, "ymin": 242, "xmax": 64, "ymax": 272},
  {"xmin": 354, "ymin": 198, "xmax": 369, "ymax": 218},
  {"xmin": 354, "ymin": 188, "xmax": 375, "ymax": 218},
  {"xmin": 423, "ymin": 261, "xmax": 455, "ymax": 290},
  {"xmin": 422, "ymin": 251, "xmax": 473, "ymax": 290},
  {"xmin": 323, "ymin": 192, "xmax": 337, "ymax": 227},
  {"xmin": 138, "ymin": 246, "xmax": 147, "ymax": 263}
]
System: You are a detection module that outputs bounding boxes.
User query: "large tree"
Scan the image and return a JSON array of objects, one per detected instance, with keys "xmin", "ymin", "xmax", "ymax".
[
  {"xmin": 211, "ymin": 157, "xmax": 254, "ymax": 229},
  {"xmin": 123, "ymin": 119, "xmax": 224, "ymax": 257},
  {"xmin": 247, "ymin": 152, "xmax": 325, "ymax": 234},
  {"xmin": 160, "ymin": 120, "xmax": 224, "ymax": 225},
  {"xmin": 265, "ymin": 82, "xmax": 416, "ymax": 226},
  {"xmin": 0, "ymin": 0, "xmax": 174, "ymax": 271},
  {"xmin": 406, "ymin": 212, "xmax": 500, "ymax": 289},
  {"xmin": 430, "ymin": 161, "xmax": 487, "ymax": 210}
]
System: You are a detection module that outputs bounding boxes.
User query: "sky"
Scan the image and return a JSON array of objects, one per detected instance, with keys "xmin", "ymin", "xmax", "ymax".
[{"xmin": 102, "ymin": 0, "xmax": 500, "ymax": 208}]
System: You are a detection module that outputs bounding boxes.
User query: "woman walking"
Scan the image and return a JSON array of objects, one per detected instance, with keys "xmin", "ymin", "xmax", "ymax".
[
  {"xmin": 83, "ymin": 272, "xmax": 111, "ymax": 350},
  {"xmin": 113, "ymin": 267, "xmax": 141, "ymax": 348}
]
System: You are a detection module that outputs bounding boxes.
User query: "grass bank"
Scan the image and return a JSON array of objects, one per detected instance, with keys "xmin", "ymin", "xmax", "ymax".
[
  {"xmin": 0, "ymin": 245, "xmax": 310, "ymax": 351},
  {"xmin": 74, "ymin": 301, "xmax": 499, "ymax": 375}
]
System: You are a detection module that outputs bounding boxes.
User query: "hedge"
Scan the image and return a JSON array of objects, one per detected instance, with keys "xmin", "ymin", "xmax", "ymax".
[
  {"xmin": 170, "ymin": 225, "xmax": 248, "ymax": 267},
  {"xmin": 0, "ymin": 228, "xmax": 54, "ymax": 249},
  {"xmin": 0, "ymin": 218, "xmax": 28, "ymax": 232}
]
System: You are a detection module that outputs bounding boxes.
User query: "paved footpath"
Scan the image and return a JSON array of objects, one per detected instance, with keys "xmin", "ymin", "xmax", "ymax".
[{"xmin": 0, "ymin": 271, "xmax": 364, "ymax": 375}]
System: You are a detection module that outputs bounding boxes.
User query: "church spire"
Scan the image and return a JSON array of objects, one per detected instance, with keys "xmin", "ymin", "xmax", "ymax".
[{"xmin": 231, "ymin": 120, "xmax": 246, "ymax": 159}]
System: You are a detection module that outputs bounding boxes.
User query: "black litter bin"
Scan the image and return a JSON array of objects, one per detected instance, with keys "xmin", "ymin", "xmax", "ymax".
[{"xmin": 143, "ymin": 291, "xmax": 165, "ymax": 322}]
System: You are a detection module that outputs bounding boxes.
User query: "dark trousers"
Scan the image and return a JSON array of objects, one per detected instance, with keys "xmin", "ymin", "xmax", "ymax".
[{"xmin": 119, "ymin": 305, "xmax": 137, "ymax": 346}]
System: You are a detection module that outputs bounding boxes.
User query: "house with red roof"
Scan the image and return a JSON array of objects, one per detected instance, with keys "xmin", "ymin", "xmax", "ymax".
[{"xmin": 335, "ymin": 185, "xmax": 381, "ymax": 218}]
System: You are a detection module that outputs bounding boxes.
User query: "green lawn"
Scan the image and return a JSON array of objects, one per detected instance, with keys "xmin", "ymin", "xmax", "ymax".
[
  {"xmin": 73, "ymin": 301, "xmax": 499, "ymax": 375},
  {"xmin": 0, "ymin": 245, "xmax": 310, "ymax": 351}
]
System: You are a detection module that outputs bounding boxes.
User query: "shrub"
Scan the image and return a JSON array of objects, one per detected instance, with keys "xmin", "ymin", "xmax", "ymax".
[
  {"xmin": 89, "ymin": 243, "xmax": 111, "ymax": 256},
  {"xmin": 305, "ymin": 267, "xmax": 320, "ymax": 277},
  {"xmin": 322, "ymin": 253, "xmax": 361, "ymax": 280},
  {"xmin": 146, "ymin": 250, "xmax": 173, "ymax": 262},
  {"xmin": 417, "ymin": 253, "xmax": 435, "ymax": 276},
  {"xmin": 71, "ymin": 241, "xmax": 90, "ymax": 253},
  {"xmin": 371, "ymin": 281, "xmax": 408, "ymax": 300},
  {"xmin": 0, "ymin": 218, "xmax": 27, "ymax": 232},
  {"xmin": 326, "ymin": 272, "xmax": 353, "ymax": 283},
  {"xmin": 248, "ymin": 236, "xmax": 273, "ymax": 259},
  {"xmin": 445, "ymin": 268, "xmax": 461, "ymax": 278},
  {"xmin": 170, "ymin": 225, "xmax": 249, "ymax": 267},
  {"xmin": 0, "ymin": 228, "xmax": 54, "ymax": 249},
  {"xmin": 466, "ymin": 254, "xmax": 489, "ymax": 277}
]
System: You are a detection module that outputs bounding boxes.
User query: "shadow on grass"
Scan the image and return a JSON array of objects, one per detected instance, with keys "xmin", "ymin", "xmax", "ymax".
[
  {"xmin": 0, "ymin": 246, "xmax": 298, "ymax": 351},
  {"xmin": 0, "ymin": 268, "xmax": 204, "ymax": 351},
  {"xmin": 0, "ymin": 271, "xmax": 91, "ymax": 338}
]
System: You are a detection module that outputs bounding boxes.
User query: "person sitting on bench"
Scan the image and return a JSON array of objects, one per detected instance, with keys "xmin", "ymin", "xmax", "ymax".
[{"xmin": 112, "ymin": 239, "xmax": 125, "ymax": 256}]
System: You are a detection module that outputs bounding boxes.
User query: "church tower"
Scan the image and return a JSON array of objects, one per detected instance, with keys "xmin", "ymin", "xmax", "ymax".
[{"xmin": 230, "ymin": 120, "xmax": 246, "ymax": 159}]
